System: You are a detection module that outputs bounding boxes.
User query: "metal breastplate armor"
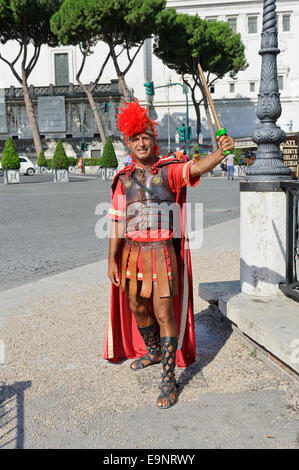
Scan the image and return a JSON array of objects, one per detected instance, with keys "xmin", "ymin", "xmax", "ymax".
[{"xmin": 120, "ymin": 166, "xmax": 176, "ymax": 233}]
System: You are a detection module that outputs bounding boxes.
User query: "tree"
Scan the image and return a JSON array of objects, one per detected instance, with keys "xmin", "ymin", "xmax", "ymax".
[
  {"xmin": 100, "ymin": 136, "xmax": 118, "ymax": 168},
  {"xmin": 2, "ymin": 137, "xmax": 20, "ymax": 169},
  {"xmin": 0, "ymin": 0, "xmax": 62, "ymax": 157},
  {"xmin": 154, "ymin": 10, "xmax": 247, "ymax": 148},
  {"xmin": 51, "ymin": 0, "xmax": 109, "ymax": 144},
  {"xmin": 37, "ymin": 150, "xmax": 47, "ymax": 167},
  {"xmin": 54, "ymin": 0, "xmax": 166, "ymax": 101},
  {"xmin": 52, "ymin": 139, "xmax": 69, "ymax": 169}
]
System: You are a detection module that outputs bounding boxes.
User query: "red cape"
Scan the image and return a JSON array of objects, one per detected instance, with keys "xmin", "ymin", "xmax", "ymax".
[{"xmin": 103, "ymin": 160, "xmax": 196, "ymax": 368}]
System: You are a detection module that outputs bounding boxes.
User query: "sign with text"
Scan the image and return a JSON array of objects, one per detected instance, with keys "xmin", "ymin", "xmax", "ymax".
[
  {"xmin": 280, "ymin": 133, "xmax": 298, "ymax": 178},
  {"xmin": 38, "ymin": 96, "xmax": 66, "ymax": 133}
]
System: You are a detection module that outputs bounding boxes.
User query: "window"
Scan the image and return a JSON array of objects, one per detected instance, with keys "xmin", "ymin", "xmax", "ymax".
[
  {"xmin": 250, "ymin": 82, "xmax": 255, "ymax": 92},
  {"xmin": 282, "ymin": 14, "xmax": 290, "ymax": 32},
  {"xmin": 54, "ymin": 53, "xmax": 69, "ymax": 86},
  {"xmin": 227, "ymin": 17, "xmax": 237, "ymax": 34},
  {"xmin": 230, "ymin": 83, "xmax": 235, "ymax": 93},
  {"xmin": 278, "ymin": 75, "xmax": 283, "ymax": 90},
  {"xmin": 206, "ymin": 17, "xmax": 217, "ymax": 22},
  {"xmin": 248, "ymin": 16, "xmax": 257, "ymax": 34},
  {"xmin": 210, "ymin": 85, "xmax": 215, "ymax": 94}
]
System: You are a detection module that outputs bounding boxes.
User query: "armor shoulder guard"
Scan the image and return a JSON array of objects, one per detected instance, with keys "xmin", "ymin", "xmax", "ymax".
[
  {"xmin": 111, "ymin": 168, "xmax": 128, "ymax": 191},
  {"xmin": 156, "ymin": 157, "xmax": 184, "ymax": 167}
]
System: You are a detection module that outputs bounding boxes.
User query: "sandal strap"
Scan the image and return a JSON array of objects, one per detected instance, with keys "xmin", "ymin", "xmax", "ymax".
[
  {"xmin": 131, "ymin": 352, "xmax": 161, "ymax": 370},
  {"xmin": 160, "ymin": 336, "xmax": 177, "ymax": 381},
  {"xmin": 138, "ymin": 323, "xmax": 161, "ymax": 356}
]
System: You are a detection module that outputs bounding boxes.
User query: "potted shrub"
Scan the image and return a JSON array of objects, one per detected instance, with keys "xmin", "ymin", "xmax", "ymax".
[
  {"xmin": 2, "ymin": 137, "xmax": 20, "ymax": 184},
  {"xmin": 99, "ymin": 136, "xmax": 118, "ymax": 180},
  {"xmin": 52, "ymin": 140, "xmax": 69, "ymax": 183},
  {"xmin": 37, "ymin": 150, "xmax": 47, "ymax": 174}
]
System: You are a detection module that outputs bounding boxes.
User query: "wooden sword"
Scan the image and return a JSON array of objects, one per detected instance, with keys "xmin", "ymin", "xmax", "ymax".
[{"xmin": 197, "ymin": 61, "xmax": 231, "ymax": 155}]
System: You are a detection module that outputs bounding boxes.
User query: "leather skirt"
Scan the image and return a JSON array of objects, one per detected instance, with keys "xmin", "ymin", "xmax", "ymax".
[{"xmin": 121, "ymin": 239, "xmax": 178, "ymax": 299}]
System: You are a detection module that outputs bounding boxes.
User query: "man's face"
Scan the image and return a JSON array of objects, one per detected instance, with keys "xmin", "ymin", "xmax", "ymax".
[{"xmin": 127, "ymin": 132, "xmax": 154, "ymax": 162}]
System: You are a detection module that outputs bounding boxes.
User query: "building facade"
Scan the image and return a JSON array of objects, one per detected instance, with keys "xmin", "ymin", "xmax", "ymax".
[{"xmin": 0, "ymin": 0, "xmax": 298, "ymax": 158}]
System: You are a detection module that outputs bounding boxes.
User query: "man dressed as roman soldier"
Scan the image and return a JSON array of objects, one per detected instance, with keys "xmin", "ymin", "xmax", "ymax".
[{"xmin": 104, "ymin": 99, "xmax": 234, "ymax": 409}]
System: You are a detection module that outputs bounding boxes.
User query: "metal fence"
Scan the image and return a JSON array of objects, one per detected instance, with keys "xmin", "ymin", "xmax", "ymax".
[{"xmin": 280, "ymin": 182, "xmax": 299, "ymax": 302}]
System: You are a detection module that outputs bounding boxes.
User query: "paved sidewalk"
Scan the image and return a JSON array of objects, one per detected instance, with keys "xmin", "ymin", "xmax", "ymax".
[{"xmin": 0, "ymin": 219, "xmax": 298, "ymax": 449}]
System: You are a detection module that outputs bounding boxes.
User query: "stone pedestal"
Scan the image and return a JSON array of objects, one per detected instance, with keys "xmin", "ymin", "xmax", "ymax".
[
  {"xmin": 53, "ymin": 169, "xmax": 69, "ymax": 183},
  {"xmin": 240, "ymin": 182, "xmax": 286, "ymax": 296},
  {"xmin": 3, "ymin": 170, "xmax": 20, "ymax": 184}
]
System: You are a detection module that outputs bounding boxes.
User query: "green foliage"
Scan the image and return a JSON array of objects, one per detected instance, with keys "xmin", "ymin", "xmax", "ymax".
[
  {"xmin": 52, "ymin": 0, "xmax": 165, "ymax": 46},
  {"xmin": 68, "ymin": 157, "xmax": 77, "ymax": 167},
  {"xmin": 100, "ymin": 137, "xmax": 118, "ymax": 168},
  {"xmin": 233, "ymin": 148, "xmax": 242, "ymax": 164},
  {"xmin": 1, "ymin": 138, "xmax": 20, "ymax": 170},
  {"xmin": 52, "ymin": 140, "xmax": 69, "ymax": 169},
  {"xmin": 37, "ymin": 151, "xmax": 47, "ymax": 167},
  {"xmin": 0, "ymin": 1, "xmax": 62, "ymax": 48},
  {"xmin": 46, "ymin": 159, "xmax": 53, "ymax": 170},
  {"xmin": 190, "ymin": 144, "xmax": 201, "ymax": 158},
  {"xmin": 84, "ymin": 158, "xmax": 102, "ymax": 166},
  {"xmin": 154, "ymin": 11, "xmax": 247, "ymax": 79}
]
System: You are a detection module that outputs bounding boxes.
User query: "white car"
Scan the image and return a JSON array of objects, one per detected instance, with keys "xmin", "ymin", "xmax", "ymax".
[{"xmin": 0, "ymin": 156, "xmax": 35, "ymax": 176}]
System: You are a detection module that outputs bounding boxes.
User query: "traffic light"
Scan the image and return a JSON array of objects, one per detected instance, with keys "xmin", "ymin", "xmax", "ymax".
[
  {"xmin": 177, "ymin": 126, "xmax": 186, "ymax": 142},
  {"xmin": 104, "ymin": 102, "xmax": 110, "ymax": 112},
  {"xmin": 80, "ymin": 141, "xmax": 89, "ymax": 151},
  {"xmin": 144, "ymin": 81, "xmax": 155, "ymax": 96},
  {"xmin": 187, "ymin": 126, "xmax": 192, "ymax": 141}
]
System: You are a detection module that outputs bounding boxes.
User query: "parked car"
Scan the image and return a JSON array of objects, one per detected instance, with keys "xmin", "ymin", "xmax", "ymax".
[{"xmin": 0, "ymin": 156, "xmax": 35, "ymax": 176}]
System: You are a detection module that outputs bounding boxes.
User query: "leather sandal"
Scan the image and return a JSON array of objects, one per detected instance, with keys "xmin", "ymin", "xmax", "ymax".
[
  {"xmin": 157, "ymin": 336, "xmax": 178, "ymax": 409},
  {"xmin": 130, "ymin": 323, "xmax": 161, "ymax": 371}
]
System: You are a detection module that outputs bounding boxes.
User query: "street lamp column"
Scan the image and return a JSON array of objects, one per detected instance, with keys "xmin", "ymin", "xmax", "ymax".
[
  {"xmin": 246, "ymin": 0, "xmax": 292, "ymax": 181},
  {"xmin": 240, "ymin": 0, "xmax": 292, "ymax": 297}
]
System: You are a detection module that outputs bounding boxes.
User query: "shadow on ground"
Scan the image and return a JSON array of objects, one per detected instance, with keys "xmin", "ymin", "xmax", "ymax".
[
  {"xmin": 176, "ymin": 306, "xmax": 233, "ymax": 396},
  {"xmin": 0, "ymin": 381, "xmax": 32, "ymax": 449}
]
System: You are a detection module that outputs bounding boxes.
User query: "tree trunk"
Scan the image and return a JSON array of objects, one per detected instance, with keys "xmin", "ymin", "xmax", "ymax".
[
  {"xmin": 118, "ymin": 74, "xmax": 131, "ymax": 101},
  {"xmin": 109, "ymin": 45, "xmax": 131, "ymax": 101},
  {"xmin": 189, "ymin": 84, "xmax": 201, "ymax": 142},
  {"xmin": 21, "ymin": 68, "xmax": 42, "ymax": 157},
  {"xmin": 78, "ymin": 80, "xmax": 106, "ymax": 145},
  {"xmin": 194, "ymin": 102, "xmax": 201, "ymax": 142}
]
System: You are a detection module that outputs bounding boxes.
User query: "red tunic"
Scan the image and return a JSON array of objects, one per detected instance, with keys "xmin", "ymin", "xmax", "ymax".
[{"xmin": 104, "ymin": 156, "xmax": 199, "ymax": 367}]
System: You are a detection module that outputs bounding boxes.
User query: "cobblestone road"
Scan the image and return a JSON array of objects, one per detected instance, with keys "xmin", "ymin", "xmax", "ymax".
[{"xmin": 0, "ymin": 175, "xmax": 240, "ymax": 292}]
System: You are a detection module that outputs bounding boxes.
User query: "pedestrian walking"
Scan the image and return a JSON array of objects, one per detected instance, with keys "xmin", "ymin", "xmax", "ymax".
[
  {"xmin": 220, "ymin": 161, "xmax": 227, "ymax": 177},
  {"xmin": 78, "ymin": 156, "xmax": 83, "ymax": 174},
  {"xmin": 182, "ymin": 150, "xmax": 188, "ymax": 163},
  {"xmin": 104, "ymin": 99, "xmax": 234, "ymax": 409},
  {"xmin": 224, "ymin": 152, "xmax": 236, "ymax": 180}
]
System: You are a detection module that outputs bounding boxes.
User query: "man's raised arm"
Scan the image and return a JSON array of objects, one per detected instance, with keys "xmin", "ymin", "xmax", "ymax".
[{"xmin": 190, "ymin": 134, "xmax": 234, "ymax": 179}]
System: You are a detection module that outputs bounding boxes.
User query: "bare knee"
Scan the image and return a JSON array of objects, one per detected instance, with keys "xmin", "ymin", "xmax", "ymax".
[{"xmin": 129, "ymin": 298, "xmax": 147, "ymax": 317}]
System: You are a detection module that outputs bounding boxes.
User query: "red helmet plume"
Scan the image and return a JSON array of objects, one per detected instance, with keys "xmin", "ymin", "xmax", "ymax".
[{"xmin": 117, "ymin": 99, "xmax": 160, "ymax": 157}]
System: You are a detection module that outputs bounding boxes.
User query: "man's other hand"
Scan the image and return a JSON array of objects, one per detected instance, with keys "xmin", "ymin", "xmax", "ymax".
[{"xmin": 108, "ymin": 259, "xmax": 120, "ymax": 287}]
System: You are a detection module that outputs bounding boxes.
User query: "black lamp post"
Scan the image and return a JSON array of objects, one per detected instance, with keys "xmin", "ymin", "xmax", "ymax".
[{"xmin": 246, "ymin": 0, "xmax": 292, "ymax": 181}]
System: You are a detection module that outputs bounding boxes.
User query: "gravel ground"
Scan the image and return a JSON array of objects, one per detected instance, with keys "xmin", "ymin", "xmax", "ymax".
[{"xmin": 0, "ymin": 250, "xmax": 298, "ymax": 449}]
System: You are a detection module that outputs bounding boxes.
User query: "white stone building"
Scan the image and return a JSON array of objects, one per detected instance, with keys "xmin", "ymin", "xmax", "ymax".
[{"xmin": 0, "ymin": 0, "xmax": 298, "ymax": 155}]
